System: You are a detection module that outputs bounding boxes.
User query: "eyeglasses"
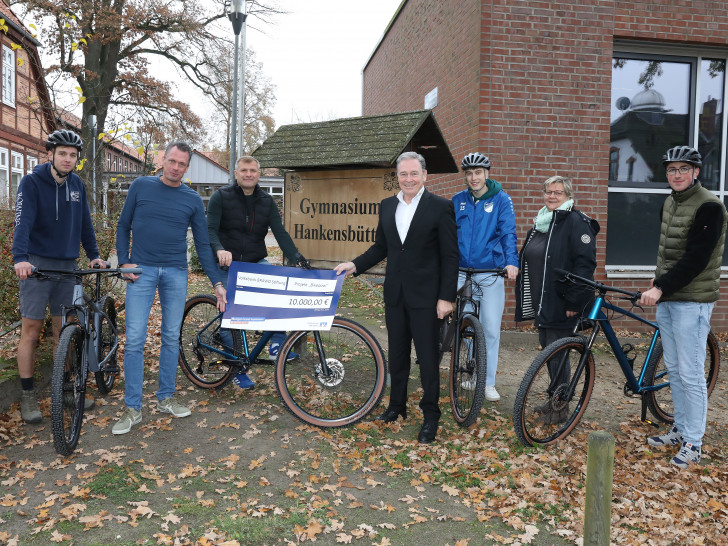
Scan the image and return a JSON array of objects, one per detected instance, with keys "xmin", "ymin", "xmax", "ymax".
[
  {"xmin": 544, "ymin": 190, "xmax": 565, "ymax": 197},
  {"xmin": 666, "ymin": 166, "xmax": 694, "ymax": 175}
]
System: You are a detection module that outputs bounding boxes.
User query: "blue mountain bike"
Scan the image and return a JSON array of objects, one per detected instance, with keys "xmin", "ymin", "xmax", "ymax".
[
  {"xmin": 178, "ymin": 294, "xmax": 387, "ymax": 427},
  {"xmin": 513, "ymin": 269, "xmax": 720, "ymax": 446}
]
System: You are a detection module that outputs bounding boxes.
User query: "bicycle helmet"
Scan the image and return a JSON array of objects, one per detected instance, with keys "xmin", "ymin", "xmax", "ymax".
[
  {"xmin": 662, "ymin": 145, "xmax": 701, "ymax": 167},
  {"xmin": 461, "ymin": 152, "xmax": 491, "ymax": 171},
  {"xmin": 45, "ymin": 129, "xmax": 83, "ymax": 152}
]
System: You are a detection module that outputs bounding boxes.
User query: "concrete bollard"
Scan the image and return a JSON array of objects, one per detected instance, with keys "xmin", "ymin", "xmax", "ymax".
[{"xmin": 583, "ymin": 431, "xmax": 615, "ymax": 545}]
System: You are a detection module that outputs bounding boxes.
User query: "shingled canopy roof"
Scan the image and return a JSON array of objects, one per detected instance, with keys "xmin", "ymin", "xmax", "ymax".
[{"xmin": 253, "ymin": 110, "xmax": 458, "ymax": 173}]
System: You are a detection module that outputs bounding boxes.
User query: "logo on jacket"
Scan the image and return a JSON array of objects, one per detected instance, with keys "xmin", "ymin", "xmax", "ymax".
[
  {"xmin": 70, "ymin": 191, "xmax": 80, "ymax": 202},
  {"xmin": 581, "ymin": 234, "xmax": 591, "ymax": 244},
  {"xmin": 459, "ymin": 202, "xmax": 466, "ymax": 211},
  {"xmin": 484, "ymin": 202, "xmax": 494, "ymax": 213}
]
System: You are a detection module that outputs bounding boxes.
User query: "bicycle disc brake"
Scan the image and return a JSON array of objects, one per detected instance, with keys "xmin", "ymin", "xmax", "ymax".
[
  {"xmin": 549, "ymin": 384, "xmax": 570, "ymax": 412},
  {"xmin": 315, "ymin": 358, "xmax": 345, "ymax": 387}
]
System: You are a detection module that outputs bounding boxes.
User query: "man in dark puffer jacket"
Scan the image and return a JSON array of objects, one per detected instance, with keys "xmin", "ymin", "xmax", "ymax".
[{"xmin": 208, "ymin": 156, "xmax": 308, "ymax": 390}]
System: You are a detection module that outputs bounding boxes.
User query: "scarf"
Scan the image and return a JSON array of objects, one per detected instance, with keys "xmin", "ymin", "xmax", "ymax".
[{"xmin": 534, "ymin": 199, "xmax": 574, "ymax": 233}]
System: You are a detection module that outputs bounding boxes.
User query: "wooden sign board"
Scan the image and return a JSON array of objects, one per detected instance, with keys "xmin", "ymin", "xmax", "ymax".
[{"xmin": 283, "ymin": 168, "xmax": 400, "ymax": 274}]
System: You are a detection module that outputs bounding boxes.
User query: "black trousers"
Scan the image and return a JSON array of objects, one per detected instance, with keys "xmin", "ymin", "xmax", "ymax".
[
  {"xmin": 538, "ymin": 326, "xmax": 574, "ymax": 387},
  {"xmin": 384, "ymin": 301, "xmax": 442, "ymax": 421}
]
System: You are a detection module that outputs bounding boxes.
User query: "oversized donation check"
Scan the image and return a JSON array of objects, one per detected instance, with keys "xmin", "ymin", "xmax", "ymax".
[{"xmin": 221, "ymin": 261, "xmax": 345, "ymax": 331}]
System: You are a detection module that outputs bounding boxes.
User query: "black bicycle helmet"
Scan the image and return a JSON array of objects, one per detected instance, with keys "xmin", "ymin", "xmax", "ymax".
[
  {"xmin": 45, "ymin": 129, "xmax": 83, "ymax": 152},
  {"xmin": 461, "ymin": 152, "xmax": 491, "ymax": 170},
  {"xmin": 662, "ymin": 145, "xmax": 701, "ymax": 167}
]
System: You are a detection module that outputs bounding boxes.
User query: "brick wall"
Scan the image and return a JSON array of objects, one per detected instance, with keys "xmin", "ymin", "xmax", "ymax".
[{"xmin": 363, "ymin": 0, "xmax": 728, "ymax": 331}]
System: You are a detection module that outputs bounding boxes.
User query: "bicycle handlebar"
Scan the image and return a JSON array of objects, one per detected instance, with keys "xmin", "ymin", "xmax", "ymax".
[
  {"xmin": 553, "ymin": 267, "xmax": 640, "ymax": 300},
  {"xmin": 30, "ymin": 265, "xmax": 143, "ymax": 277},
  {"xmin": 458, "ymin": 267, "xmax": 507, "ymax": 277}
]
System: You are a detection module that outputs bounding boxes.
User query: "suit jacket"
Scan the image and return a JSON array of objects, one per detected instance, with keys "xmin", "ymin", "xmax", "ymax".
[{"xmin": 353, "ymin": 189, "xmax": 459, "ymax": 309}]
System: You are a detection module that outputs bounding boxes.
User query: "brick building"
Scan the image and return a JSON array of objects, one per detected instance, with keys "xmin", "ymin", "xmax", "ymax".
[
  {"xmin": 0, "ymin": 1, "xmax": 53, "ymax": 209},
  {"xmin": 362, "ymin": 0, "xmax": 728, "ymax": 329}
]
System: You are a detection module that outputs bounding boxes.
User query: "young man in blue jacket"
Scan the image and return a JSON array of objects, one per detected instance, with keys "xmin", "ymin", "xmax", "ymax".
[
  {"xmin": 452, "ymin": 153, "xmax": 519, "ymax": 401},
  {"xmin": 13, "ymin": 130, "xmax": 107, "ymax": 423}
]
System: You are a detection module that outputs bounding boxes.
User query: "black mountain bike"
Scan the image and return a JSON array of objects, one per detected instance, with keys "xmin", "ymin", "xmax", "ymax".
[
  {"xmin": 439, "ymin": 267, "xmax": 506, "ymax": 427},
  {"xmin": 33, "ymin": 264, "xmax": 142, "ymax": 455}
]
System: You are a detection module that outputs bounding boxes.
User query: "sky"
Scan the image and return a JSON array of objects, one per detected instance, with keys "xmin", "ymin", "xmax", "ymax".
[{"xmin": 240, "ymin": 0, "xmax": 403, "ymax": 127}]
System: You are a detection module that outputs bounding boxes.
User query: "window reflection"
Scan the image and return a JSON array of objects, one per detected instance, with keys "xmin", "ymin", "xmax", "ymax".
[
  {"xmin": 610, "ymin": 58, "xmax": 691, "ymax": 185},
  {"xmin": 698, "ymin": 59, "xmax": 725, "ymax": 191}
]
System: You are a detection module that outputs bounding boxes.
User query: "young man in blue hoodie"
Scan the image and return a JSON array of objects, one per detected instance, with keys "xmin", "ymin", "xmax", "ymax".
[
  {"xmin": 12, "ymin": 129, "xmax": 106, "ymax": 424},
  {"xmin": 452, "ymin": 153, "xmax": 519, "ymax": 402}
]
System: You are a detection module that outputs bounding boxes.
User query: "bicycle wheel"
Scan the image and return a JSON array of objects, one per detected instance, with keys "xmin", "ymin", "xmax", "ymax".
[
  {"xmin": 179, "ymin": 295, "xmax": 241, "ymax": 389},
  {"xmin": 51, "ymin": 325, "xmax": 86, "ymax": 456},
  {"xmin": 449, "ymin": 314, "xmax": 487, "ymax": 427},
  {"xmin": 645, "ymin": 330, "xmax": 720, "ymax": 423},
  {"xmin": 275, "ymin": 317, "xmax": 387, "ymax": 427},
  {"xmin": 513, "ymin": 337, "xmax": 595, "ymax": 446},
  {"xmin": 95, "ymin": 296, "xmax": 118, "ymax": 394}
]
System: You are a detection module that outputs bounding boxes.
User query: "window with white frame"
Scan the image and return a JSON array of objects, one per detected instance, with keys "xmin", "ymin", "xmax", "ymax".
[
  {"xmin": 27, "ymin": 155, "xmax": 38, "ymax": 174},
  {"xmin": 608, "ymin": 48, "xmax": 726, "ymax": 268},
  {"xmin": 0, "ymin": 148, "xmax": 9, "ymax": 207},
  {"xmin": 11, "ymin": 151, "xmax": 23, "ymax": 203},
  {"xmin": 2, "ymin": 45, "xmax": 15, "ymax": 107}
]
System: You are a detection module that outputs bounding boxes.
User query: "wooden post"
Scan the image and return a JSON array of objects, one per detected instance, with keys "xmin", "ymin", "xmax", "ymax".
[{"xmin": 583, "ymin": 431, "xmax": 615, "ymax": 545}]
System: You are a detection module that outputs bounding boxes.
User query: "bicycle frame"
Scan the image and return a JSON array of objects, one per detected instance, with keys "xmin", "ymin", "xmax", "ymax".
[
  {"xmin": 558, "ymin": 292, "xmax": 670, "ymax": 426},
  {"xmin": 585, "ymin": 296, "xmax": 663, "ymax": 395},
  {"xmin": 192, "ymin": 313, "xmax": 338, "ymax": 380},
  {"xmin": 193, "ymin": 315, "xmax": 274, "ymax": 368},
  {"xmin": 443, "ymin": 268, "xmax": 504, "ymax": 355},
  {"xmin": 59, "ymin": 275, "xmax": 119, "ymax": 372}
]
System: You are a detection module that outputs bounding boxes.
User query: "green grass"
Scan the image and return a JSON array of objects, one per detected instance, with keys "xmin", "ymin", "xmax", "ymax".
[{"xmin": 87, "ymin": 464, "xmax": 157, "ymax": 502}]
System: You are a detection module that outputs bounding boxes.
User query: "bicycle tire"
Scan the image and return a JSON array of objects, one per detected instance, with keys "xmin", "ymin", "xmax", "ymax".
[
  {"xmin": 275, "ymin": 317, "xmax": 387, "ymax": 428},
  {"xmin": 513, "ymin": 337, "xmax": 595, "ymax": 446},
  {"xmin": 449, "ymin": 314, "xmax": 487, "ymax": 427},
  {"xmin": 51, "ymin": 325, "xmax": 86, "ymax": 456},
  {"xmin": 179, "ymin": 294, "xmax": 241, "ymax": 389},
  {"xmin": 95, "ymin": 296, "xmax": 118, "ymax": 394},
  {"xmin": 645, "ymin": 330, "xmax": 720, "ymax": 423}
]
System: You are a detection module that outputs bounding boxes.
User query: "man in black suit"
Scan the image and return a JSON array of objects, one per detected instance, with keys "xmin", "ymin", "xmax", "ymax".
[{"xmin": 334, "ymin": 151, "xmax": 459, "ymax": 443}]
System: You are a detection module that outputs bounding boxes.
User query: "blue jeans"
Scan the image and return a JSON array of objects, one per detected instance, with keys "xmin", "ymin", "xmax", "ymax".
[
  {"xmin": 123, "ymin": 265, "xmax": 189, "ymax": 410},
  {"xmin": 458, "ymin": 273, "xmax": 504, "ymax": 387},
  {"xmin": 656, "ymin": 300, "xmax": 714, "ymax": 447}
]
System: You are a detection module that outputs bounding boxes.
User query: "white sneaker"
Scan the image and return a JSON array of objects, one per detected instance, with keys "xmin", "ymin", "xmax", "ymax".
[
  {"xmin": 484, "ymin": 385, "xmax": 500, "ymax": 401},
  {"xmin": 671, "ymin": 442, "xmax": 701, "ymax": 469},
  {"xmin": 156, "ymin": 396, "xmax": 191, "ymax": 418},
  {"xmin": 112, "ymin": 407, "xmax": 142, "ymax": 435},
  {"xmin": 461, "ymin": 372, "xmax": 477, "ymax": 391}
]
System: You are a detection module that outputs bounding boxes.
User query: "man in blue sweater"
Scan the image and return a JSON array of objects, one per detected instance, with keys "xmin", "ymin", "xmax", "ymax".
[
  {"xmin": 452, "ymin": 153, "xmax": 519, "ymax": 402},
  {"xmin": 13, "ymin": 129, "xmax": 107, "ymax": 424},
  {"xmin": 113, "ymin": 142, "xmax": 226, "ymax": 435}
]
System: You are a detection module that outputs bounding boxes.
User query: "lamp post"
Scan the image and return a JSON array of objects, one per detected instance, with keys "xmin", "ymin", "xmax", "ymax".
[
  {"xmin": 236, "ymin": 14, "xmax": 247, "ymax": 160},
  {"xmin": 228, "ymin": 0, "xmax": 247, "ymax": 183}
]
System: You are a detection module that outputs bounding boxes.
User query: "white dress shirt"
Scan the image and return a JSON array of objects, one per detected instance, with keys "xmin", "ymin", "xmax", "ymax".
[{"xmin": 395, "ymin": 185, "xmax": 425, "ymax": 243}]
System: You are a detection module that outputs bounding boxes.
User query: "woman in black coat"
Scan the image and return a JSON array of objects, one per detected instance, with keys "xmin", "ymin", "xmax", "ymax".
[{"xmin": 515, "ymin": 176, "xmax": 600, "ymax": 420}]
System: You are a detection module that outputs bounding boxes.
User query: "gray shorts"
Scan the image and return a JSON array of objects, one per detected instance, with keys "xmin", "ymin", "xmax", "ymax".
[{"xmin": 19, "ymin": 254, "xmax": 77, "ymax": 319}]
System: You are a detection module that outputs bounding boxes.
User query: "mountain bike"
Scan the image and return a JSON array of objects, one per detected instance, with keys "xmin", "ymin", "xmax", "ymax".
[
  {"xmin": 513, "ymin": 268, "xmax": 720, "ymax": 446},
  {"xmin": 438, "ymin": 267, "xmax": 506, "ymax": 427},
  {"xmin": 179, "ymin": 294, "xmax": 387, "ymax": 428},
  {"xmin": 33, "ymin": 264, "xmax": 142, "ymax": 455}
]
